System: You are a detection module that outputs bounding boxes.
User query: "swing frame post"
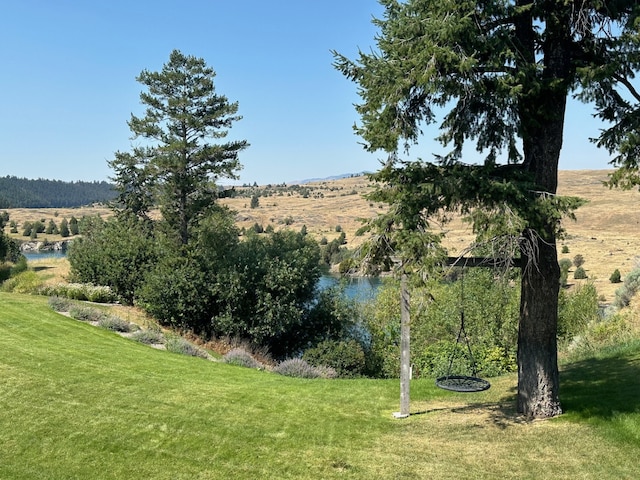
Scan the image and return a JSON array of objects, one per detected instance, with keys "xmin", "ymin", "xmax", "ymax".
[{"xmin": 394, "ymin": 273, "xmax": 411, "ymax": 419}]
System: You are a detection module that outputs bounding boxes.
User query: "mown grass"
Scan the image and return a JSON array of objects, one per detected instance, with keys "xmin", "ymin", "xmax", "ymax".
[{"xmin": 1, "ymin": 292, "xmax": 639, "ymax": 479}]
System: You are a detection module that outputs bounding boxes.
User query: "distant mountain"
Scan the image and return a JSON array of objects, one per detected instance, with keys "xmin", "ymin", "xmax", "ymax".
[
  {"xmin": 294, "ymin": 172, "xmax": 370, "ymax": 184},
  {"xmin": 0, "ymin": 176, "xmax": 116, "ymax": 208}
]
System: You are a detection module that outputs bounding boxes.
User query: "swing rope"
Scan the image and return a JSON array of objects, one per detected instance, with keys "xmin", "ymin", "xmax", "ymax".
[{"xmin": 435, "ymin": 269, "xmax": 490, "ymax": 393}]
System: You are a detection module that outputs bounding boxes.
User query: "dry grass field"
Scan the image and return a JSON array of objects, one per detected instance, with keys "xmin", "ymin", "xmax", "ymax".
[{"xmin": 5, "ymin": 169, "xmax": 639, "ymax": 302}]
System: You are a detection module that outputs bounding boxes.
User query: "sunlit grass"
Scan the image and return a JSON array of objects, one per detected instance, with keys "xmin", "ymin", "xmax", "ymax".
[{"xmin": 1, "ymin": 292, "xmax": 639, "ymax": 479}]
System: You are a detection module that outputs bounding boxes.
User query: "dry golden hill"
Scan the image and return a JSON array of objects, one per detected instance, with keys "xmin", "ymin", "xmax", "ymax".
[{"xmin": 5, "ymin": 170, "xmax": 639, "ymax": 302}]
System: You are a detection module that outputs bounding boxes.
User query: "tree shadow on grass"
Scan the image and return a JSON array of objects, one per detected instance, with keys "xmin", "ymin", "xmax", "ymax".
[{"xmin": 560, "ymin": 350, "xmax": 640, "ymax": 420}]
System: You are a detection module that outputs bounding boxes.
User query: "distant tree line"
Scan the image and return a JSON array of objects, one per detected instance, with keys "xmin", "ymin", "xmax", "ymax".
[{"xmin": 0, "ymin": 176, "xmax": 116, "ymax": 208}]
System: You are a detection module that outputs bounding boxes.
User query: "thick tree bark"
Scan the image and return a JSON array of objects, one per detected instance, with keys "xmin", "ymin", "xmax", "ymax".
[{"xmin": 517, "ymin": 228, "xmax": 562, "ymax": 417}]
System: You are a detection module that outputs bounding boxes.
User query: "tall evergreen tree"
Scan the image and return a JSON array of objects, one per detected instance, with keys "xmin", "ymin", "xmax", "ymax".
[
  {"xmin": 112, "ymin": 50, "xmax": 249, "ymax": 245},
  {"xmin": 334, "ymin": 0, "xmax": 640, "ymax": 418}
]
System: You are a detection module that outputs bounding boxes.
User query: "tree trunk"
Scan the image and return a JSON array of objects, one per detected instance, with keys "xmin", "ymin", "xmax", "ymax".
[
  {"xmin": 397, "ymin": 273, "xmax": 411, "ymax": 418},
  {"xmin": 517, "ymin": 228, "xmax": 562, "ymax": 417}
]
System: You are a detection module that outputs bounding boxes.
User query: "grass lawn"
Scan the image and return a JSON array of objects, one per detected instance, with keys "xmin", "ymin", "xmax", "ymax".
[{"xmin": 1, "ymin": 292, "xmax": 639, "ymax": 479}]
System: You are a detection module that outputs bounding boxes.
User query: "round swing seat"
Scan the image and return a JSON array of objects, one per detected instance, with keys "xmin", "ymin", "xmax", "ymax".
[{"xmin": 435, "ymin": 375, "xmax": 491, "ymax": 393}]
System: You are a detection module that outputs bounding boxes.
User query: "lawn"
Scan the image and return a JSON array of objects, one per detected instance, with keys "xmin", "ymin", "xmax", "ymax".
[{"xmin": 1, "ymin": 292, "xmax": 639, "ymax": 479}]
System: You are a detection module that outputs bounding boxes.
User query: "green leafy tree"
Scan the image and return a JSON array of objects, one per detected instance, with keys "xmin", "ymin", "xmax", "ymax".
[
  {"xmin": 69, "ymin": 216, "xmax": 79, "ymax": 235},
  {"xmin": 334, "ymin": 0, "xmax": 640, "ymax": 418},
  {"xmin": 59, "ymin": 218, "xmax": 70, "ymax": 238},
  {"xmin": 68, "ymin": 217, "xmax": 158, "ymax": 304},
  {"xmin": 250, "ymin": 194, "xmax": 259, "ymax": 209},
  {"xmin": 114, "ymin": 49, "xmax": 249, "ymax": 246}
]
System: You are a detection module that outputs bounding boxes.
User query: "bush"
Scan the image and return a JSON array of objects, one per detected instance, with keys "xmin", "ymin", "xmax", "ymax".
[
  {"xmin": 610, "ymin": 269, "xmax": 622, "ymax": 284},
  {"xmin": 69, "ymin": 305, "xmax": 110, "ymax": 323},
  {"xmin": 573, "ymin": 254, "xmax": 585, "ymax": 268},
  {"xmin": 48, "ymin": 296, "xmax": 73, "ymax": 312},
  {"xmin": 573, "ymin": 266, "xmax": 587, "ymax": 279},
  {"xmin": 613, "ymin": 267, "xmax": 640, "ymax": 309},
  {"xmin": 558, "ymin": 282, "xmax": 599, "ymax": 343},
  {"xmin": 165, "ymin": 336, "xmax": 209, "ymax": 359},
  {"xmin": 561, "ymin": 245, "xmax": 570, "ymax": 254},
  {"xmin": 40, "ymin": 283, "xmax": 118, "ymax": 303},
  {"xmin": 223, "ymin": 348, "xmax": 263, "ymax": 369},
  {"xmin": 1, "ymin": 270, "xmax": 43, "ymax": 293},
  {"xmin": 273, "ymin": 358, "xmax": 335, "ymax": 379},
  {"xmin": 97, "ymin": 316, "xmax": 134, "ymax": 333},
  {"xmin": 303, "ymin": 340, "xmax": 366, "ymax": 378},
  {"xmin": 130, "ymin": 329, "xmax": 165, "ymax": 345}
]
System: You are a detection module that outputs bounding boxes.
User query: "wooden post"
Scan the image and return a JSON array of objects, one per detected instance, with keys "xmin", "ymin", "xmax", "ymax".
[{"xmin": 394, "ymin": 273, "xmax": 411, "ymax": 419}]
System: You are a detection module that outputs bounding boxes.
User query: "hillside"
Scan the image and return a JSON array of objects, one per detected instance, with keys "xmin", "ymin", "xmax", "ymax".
[
  {"xmin": 4, "ymin": 169, "xmax": 639, "ymax": 301},
  {"xmin": 220, "ymin": 170, "xmax": 640, "ymax": 303},
  {"xmin": 0, "ymin": 176, "xmax": 116, "ymax": 208}
]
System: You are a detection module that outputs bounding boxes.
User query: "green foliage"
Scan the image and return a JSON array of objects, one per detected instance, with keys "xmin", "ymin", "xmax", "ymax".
[
  {"xmin": 559, "ymin": 258, "xmax": 573, "ymax": 286},
  {"xmin": 59, "ymin": 218, "xmax": 70, "ymax": 237},
  {"xmin": 561, "ymin": 245, "xmax": 570, "ymax": 254},
  {"xmin": 0, "ymin": 270, "xmax": 43, "ymax": 293},
  {"xmin": 363, "ymin": 270, "xmax": 520, "ymax": 379},
  {"xmin": 114, "ymin": 49, "xmax": 249, "ymax": 245},
  {"xmin": 610, "ymin": 269, "xmax": 622, "ymax": 284},
  {"xmin": 303, "ymin": 339, "xmax": 366, "ymax": 378},
  {"xmin": 573, "ymin": 266, "xmax": 588, "ymax": 279},
  {"xmin": 210, "ymin": 230, "xmax": 321, "ymax": 358},
  {"xmin": 250, "ymin": 194, "xmax": 259, "ymax": 209},
  {"xmin": 0, "ymin": 176, "xmax": 115, "ymax": 208},
  {"xmin": 68, "ymin": 216, "xmax": 158, "ymax": 304},
  {"xmin": 558, "ymin": 282, "xmax": 600, "ymax": 344}
]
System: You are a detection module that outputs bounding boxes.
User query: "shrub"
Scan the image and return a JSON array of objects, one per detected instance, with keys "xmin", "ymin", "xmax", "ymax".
[
  {"xmin": 303, "ymin": 340, "xmax": 366, "ymax": 378},
  {"xmin": 573, "ymin": 266, "xmax": 587, "ymax": 279},
  {"xmin": 130, "ymin": 329, "xmax": 165, "ymax": 345},
  {"xmin": 97, "ymin": 316, "xmax": 133, "ymax": 333},
  {"xmin": 561, "ymin": 245, "xmax": 569, "ymax": 254},
  {"xmin": 1, "ymin": 270, "xmax": 43, "ymax": 293},
  {"xmin": 558, "ymin": 282, "xmax": 599, "ymax": 343},
  {"xmin": 165, "ymin": 336, "xmax": 209, "ymax": 359},
  {"xmin": 69, "ymin": 305, "xmax": 110, "ymax": 323},
  {"xmin": 48, "ymin": 296, "xmax": 73, "ymax": 312},
  {"xmin": 573, "ymin": 254, "xmax": 585, "ymax": 268},
  {"xmin": 613, "ymin": 267, "xmax": 640, "ymax": 309},
  {"xmin": 223, "ymin": 348, "xmax": 263, "ymax": 369},
  {"xmin": 40, "ymin": 283, "xmax": 118, "ymax": 303},
  {"xmin": 273, "ymin": 358, "xmax": 333, "ymax": 379},
  {"xmin": 610, "ymin": 269, "xmax": 622, "ymax": 284}
]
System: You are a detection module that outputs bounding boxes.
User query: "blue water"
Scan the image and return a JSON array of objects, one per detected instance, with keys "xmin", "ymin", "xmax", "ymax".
[
  {"xmin": 23, "ymin": 251, "xmax": 67, "ymax": 261},
  {"xmin": 318, "ymin": 275, "xmax": 381, "ymax": 301}
]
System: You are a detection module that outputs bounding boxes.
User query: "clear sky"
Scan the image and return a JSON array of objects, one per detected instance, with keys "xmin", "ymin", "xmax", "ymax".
[{"xmin": 1, "ymin": 1, "xmax": 614, "ymax": 185}]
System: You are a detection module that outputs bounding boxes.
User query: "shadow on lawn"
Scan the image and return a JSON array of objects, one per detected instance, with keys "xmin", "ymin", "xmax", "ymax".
[{"xmin": 560, "ymin": 351, "xmax": 640, "ymax": 419}]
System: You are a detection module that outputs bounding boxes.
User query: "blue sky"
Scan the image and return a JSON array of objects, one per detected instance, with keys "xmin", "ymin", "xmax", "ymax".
[{"xmin": 1, "ymin": 1, "xmax": 614, "ymax": 184}]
